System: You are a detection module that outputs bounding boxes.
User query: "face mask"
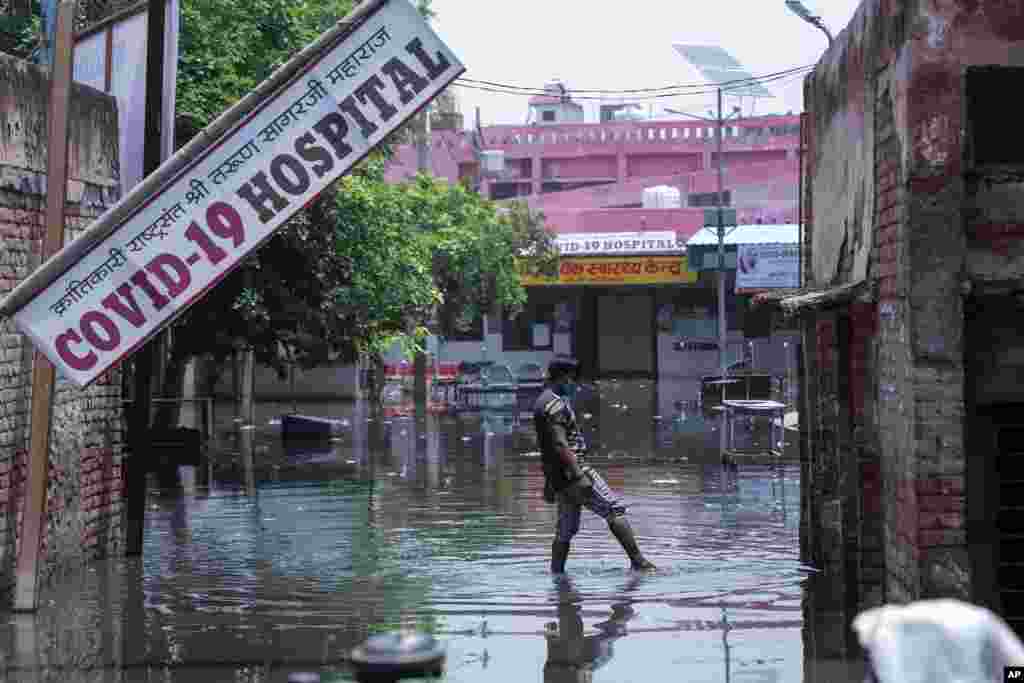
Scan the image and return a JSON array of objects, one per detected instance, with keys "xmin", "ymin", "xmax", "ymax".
[{"xmin": 554, "ymin": 382, "xmax": 578, "ymax": 403}]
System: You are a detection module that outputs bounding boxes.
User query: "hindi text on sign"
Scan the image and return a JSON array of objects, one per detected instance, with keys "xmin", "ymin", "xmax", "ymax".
[{"xmin": 12, "ymin": 0, "xmax": 465, "ymax": 387}]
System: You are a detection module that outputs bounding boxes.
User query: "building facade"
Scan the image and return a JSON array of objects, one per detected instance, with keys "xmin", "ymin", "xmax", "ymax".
[
  {"xmin": 382, "ymin": 91, "xmax": 803, "ymax": 399},
  {"xmin": 756, "ymin": 0, "xmax": 1024, "ymax": 641}
]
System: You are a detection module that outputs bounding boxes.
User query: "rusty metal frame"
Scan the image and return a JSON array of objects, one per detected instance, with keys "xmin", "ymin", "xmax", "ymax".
[{"xmin": 14, "ymin": 0, "xmax": 76, "ymax": 613}]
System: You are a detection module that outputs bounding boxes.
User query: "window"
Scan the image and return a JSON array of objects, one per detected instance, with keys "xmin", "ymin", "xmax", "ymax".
[
  {"xmin": 542, "ymin": 110, "xmax": 556, "ymax": 122},
  {"xmin": 967, "ymin": 66, "xmax": 1024, "ymax": 165},
  {"xmin": 503, "ymin": 302, "xmax": 555, "ymax": 351}
]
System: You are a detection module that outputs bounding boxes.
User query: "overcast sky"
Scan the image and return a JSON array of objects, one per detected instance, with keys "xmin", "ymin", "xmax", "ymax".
[{"xmin": 429, "ymin": 0, "xmax": 863, "ymax": 126}]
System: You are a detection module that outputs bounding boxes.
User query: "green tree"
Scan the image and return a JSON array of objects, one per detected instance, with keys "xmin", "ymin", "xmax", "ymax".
[{"xmin": 150, "ymin": 0, "xmax": 557, "ymax": 424}]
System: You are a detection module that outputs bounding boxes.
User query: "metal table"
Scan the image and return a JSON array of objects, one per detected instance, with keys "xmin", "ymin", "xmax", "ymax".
[{"xmin": 722, "ymin": 399, "xmax": 787, "ymax": 461}]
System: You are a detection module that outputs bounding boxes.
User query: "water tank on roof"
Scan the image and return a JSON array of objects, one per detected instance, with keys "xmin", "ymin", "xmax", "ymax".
[
  {"xmin": 613, "ymin": 108, "xmax": 644, "ymax": 122},
  {"xmin": 642, "ymin": 185, "xmax": 682, "ymax": 209},
  {"xmin": 480, "ymin": 149, "xmax": 505, "ymax": 176}
]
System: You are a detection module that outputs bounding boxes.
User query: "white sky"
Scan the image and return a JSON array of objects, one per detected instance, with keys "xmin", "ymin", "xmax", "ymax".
[{"xmin": 430, "ymin": 0, "xmax": 864, "ymax": 126}]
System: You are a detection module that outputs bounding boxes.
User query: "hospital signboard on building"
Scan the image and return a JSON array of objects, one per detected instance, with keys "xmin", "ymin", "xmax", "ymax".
[{"xmin": 555, "ymin": 231, "xmax": 687, "ymax": 256}]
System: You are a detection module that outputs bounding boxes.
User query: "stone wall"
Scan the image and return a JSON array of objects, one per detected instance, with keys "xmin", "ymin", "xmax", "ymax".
[{"xmin": 0, "ymin": 53, "xmax": 122, "ymax": 601}]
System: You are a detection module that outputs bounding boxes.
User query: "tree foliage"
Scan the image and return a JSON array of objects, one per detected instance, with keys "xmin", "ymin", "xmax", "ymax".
[{"xmin": 177, "ymin": 0, "xmax": 357, "ymax": 126}]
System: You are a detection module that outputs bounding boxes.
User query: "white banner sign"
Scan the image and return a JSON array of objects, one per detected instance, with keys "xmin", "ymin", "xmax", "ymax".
[
  {"xmin": 735, "ymin": 243, "xmax": 800, "ymax": 291},
  {"xmin": 15, "ymin": 0, "xmax": 464, "ymax": 387},
  {"xmin": 555, "ymin": 231, "xmax": 686, "ymax": 255}
]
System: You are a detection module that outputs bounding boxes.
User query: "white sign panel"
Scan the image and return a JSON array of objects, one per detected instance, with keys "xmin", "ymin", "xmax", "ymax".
[
  {"xmin": 74, "ymin": 1, "xmax": 181, "ymax": 195},
  {"xmin": 555, "ymin": 231, "xmax": 686, "ymax": 255},
  {"xmin": 15, "ymin": 0, "xmax": 464, "ymax": 387},
  {"xmin": 735, "ymin": 243, "xmax": 800, "ymax": 291}
]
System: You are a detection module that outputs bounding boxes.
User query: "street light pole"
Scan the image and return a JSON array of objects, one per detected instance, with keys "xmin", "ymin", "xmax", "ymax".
[
  {"xmin": 663, "ymin": 101, "xmax": 737, "ymax": 387},
  {"xmin": 715, "ymin": 87, "xmax": 727, "ymax": 387},
  {"xmin": 784, "ymin": 0, "xmax": 834, "ymax": 46}
]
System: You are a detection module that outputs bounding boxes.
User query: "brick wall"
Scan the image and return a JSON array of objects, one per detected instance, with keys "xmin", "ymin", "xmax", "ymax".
[
  {"xmin": 0, "ymin": 53, "xmax": 122, "ymax": 601},
  {"xmin": 871, "ymin": 68, "xmax": 917, "ymax": 604}
]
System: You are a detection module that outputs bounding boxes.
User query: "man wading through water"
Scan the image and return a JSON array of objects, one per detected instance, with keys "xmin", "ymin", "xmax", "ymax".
[{"xmin": 534, "ymin": 356, "xmax": 656, "ymax": 573}]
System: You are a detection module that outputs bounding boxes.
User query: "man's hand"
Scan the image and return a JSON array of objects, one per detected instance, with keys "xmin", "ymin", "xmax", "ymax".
[{"xmin": 562, "ymin": 468, "xmax": 593, "ymax": 505}]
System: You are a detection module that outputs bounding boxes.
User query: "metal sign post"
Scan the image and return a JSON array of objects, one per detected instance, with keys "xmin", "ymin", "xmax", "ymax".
[{"xmin": 14, "ymin": 0, "xmax": 76, "ymax": 612}]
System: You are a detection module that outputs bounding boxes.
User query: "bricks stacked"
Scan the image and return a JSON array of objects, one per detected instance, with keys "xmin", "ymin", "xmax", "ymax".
[{"xmin": 874, "ymin": 84, "xmax": 902, "ymax": 302}]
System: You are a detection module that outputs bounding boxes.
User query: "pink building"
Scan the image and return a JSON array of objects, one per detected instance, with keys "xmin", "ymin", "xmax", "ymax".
[{"xmin": 384, "ymin": 90, "xmax": 802, "ymax": 398}]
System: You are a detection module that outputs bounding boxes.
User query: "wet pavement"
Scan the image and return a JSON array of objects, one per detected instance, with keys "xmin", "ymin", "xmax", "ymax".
[{"xmin": 0, "ymin": 380, "xmax": 867, "ymax": 682}]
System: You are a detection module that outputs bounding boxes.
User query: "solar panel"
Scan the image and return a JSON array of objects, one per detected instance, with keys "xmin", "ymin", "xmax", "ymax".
[{"xmin": 673, "ymin": 44, "xmax": 776, "ymax": 98}]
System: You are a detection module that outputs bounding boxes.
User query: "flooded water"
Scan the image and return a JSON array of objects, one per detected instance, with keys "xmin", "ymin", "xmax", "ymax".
[{"xmin": 0, "ymin": 380, "xmax": 867, "ymax": 682}]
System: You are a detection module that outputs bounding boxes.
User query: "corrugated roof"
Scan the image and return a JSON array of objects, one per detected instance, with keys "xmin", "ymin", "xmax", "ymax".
[
  {"xmin": 685, "ymin": 223, "xmax": 798, "ymax": 246},
  {"xmin": 751, "ymin": 281, "xmax": 870, "ymax": 318}
]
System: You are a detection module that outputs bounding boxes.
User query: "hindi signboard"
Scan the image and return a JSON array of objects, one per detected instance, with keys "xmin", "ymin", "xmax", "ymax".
[
  {"xmin": 7, "ymin": 0, "xmax": 464, "ymax": 387},
  {"xmin": 521, "ymin": 256, "xmax": 698, "ymax": 286},
  {"xmin": 735, "ymin": 243, "xmax": 800, "ymax": 292}
]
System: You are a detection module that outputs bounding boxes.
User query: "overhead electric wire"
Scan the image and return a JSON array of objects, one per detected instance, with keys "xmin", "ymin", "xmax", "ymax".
[
  {"xmin": 456, "ymin": 64, "xmax": 814, "ymax": 95},
  {"xmin": 454, "ymin": 69, "xmax": 814, "ymax": 100},
  {"xmin": 453, "ymin": 65, "xmax": 814, "ymax": 101},
  {"xmin": 453, "ymin": 64, "xmax": 814, "ymax": 98}
]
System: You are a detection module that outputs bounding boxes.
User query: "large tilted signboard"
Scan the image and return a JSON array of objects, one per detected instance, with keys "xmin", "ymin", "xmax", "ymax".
[{"xmin": 11, "ymin": 0, "xmax": 464, "ymax": 387}]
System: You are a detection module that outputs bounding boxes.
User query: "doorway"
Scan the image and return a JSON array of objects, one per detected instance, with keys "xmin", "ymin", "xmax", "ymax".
[
  {"xmin": 966, "ymin": 295, "xmax": 1024, "ymax": 633},
  {"xmin": 596, "ymin": 291, "xmax": 654, "ymax": 376}
]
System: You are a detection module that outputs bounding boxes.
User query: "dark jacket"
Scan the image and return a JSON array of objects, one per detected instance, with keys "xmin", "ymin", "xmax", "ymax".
[{"xmin": 533, "ymin": 387, "xmax": 586, "ymax": 492}]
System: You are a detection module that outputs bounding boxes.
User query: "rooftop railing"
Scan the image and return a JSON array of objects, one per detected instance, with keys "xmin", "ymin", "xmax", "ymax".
[{"xmin": 480, "ymin": 119, "xmax": 801, "ymax": 148}]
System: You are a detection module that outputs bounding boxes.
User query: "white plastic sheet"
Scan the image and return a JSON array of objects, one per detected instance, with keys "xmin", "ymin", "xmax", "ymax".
[{"xmin": 853, "ymin": 600, "xmax": 1024, "ymax": 683}]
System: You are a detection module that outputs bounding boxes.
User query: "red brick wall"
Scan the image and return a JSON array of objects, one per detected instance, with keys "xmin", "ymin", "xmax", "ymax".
[
  {"xmin": 0, "ymin": 53, "xmax": 123, "ymax": 600},
  {"xmin": 848, "ymin": 303, "xmax": 876, "ymax": 421}
]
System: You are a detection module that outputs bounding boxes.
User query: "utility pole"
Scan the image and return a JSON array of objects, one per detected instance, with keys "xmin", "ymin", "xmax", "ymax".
[
  {"xmin": 126, "ymin": 0, "xmax": 169, "ymax": 556},
  {"xmin": 664, "ymin": 99, "xmax": 737, "ymax": 411},
  {"xmin": 715, "ymin": 87, "xmax": 728, "ymax": 388},
  {"xmin": 412, "ymin": 107, "xmax": 431, "ymax": 408},
  {"xmin": 14, "ymin": 0, "xmax": 75, "ymax": 612}
]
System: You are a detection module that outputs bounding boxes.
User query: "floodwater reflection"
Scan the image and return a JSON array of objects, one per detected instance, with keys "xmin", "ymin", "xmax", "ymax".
[{"xmin": 0, "ymin": 380, "xmax": 864, "ymax": 682}]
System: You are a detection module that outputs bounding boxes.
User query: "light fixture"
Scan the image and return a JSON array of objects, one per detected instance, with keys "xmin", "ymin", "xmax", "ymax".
[{"xmin": 784, "ymin": 0, "xmax": 834, "ymax": 46}]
